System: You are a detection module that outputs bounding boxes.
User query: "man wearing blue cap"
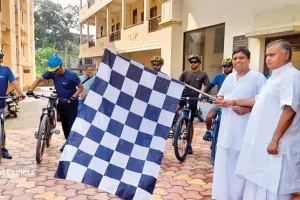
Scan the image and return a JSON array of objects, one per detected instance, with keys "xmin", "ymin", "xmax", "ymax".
[{"xmin": 27, "ymin": 54, "xmax": 83, "ymax": 152}]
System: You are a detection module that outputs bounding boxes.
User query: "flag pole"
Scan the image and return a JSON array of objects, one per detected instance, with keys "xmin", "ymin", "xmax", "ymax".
[{"xmin": 184, "ymin": 83, "xmax": 216, "ymax": 100}]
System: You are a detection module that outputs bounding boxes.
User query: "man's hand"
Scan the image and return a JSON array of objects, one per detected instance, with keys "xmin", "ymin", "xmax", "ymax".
[
  {"xmin": 233, "ymin": 107, "xmax": 251, "ymax": 115},
  {"xmin": 222, "ymin": 100, "xmax": 234, "ymax": 108},
  {"xmin": 216, "ymin": 96, "xmax": 224, "ymax": 107},
  {"xmin": 267, "ymin": 140, "xmax": 279, "ymax": 155},
  {"xmin": 19, "ymin": 95, "xmax": 25, "ymax": 101},
  {"xmin": 68, "ymin": 96, "xmax": 76, "ymax": 103},
  {"xmin": 80, "ymin": 92, "xmax": 88, "ymax": 99},
  {"xmin": 26, "ymin": 90, "xmax": 34, "ymax": 97}
]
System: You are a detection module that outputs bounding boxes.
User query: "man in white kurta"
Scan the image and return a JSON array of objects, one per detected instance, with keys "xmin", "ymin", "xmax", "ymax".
[
  {"xmin": 233, "ymin": 41, "xmax": 300, "ymax": 199},
  {"xmin": 212, "ymin": 47, "xmax": 266, "ymax": 200}
]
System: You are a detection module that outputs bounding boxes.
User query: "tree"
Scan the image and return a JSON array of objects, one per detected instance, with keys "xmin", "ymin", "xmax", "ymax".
[
  {"xmin": 35, "ymin": 43, "xmax": 59, "ymax": 76},
  {"xmin": 34, "ymin": 0, "xmax": 79, "ymax": 50}
]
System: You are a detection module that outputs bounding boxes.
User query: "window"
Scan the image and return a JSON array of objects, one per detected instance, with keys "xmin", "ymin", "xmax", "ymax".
[
  {"xmin": 133, "ymin": 9, "xmax": 137, "ymax": 25},
  {"xmin": 214, "ymin": 26, "xmax": 225, "ymax": 53},
  {"xmin": 183, "ymin": 24, "xmax": 225, "ymax": 95},
  {"xmin": 84, "ymin": 58, "xmax": 93, "ymax": 65},
  {"xmin": 141, "ymin": 12, "xmax": 144, "ymax": 22},
  {"xmin": 22, "ymin": 12, "xmax": 24, "ymax": 24},
  {"xmin": 150, "ymin": 6, "xmax": 157, "ymax": 18},
  {"xmin": 116, "ymin": 23, "xmax": 120, "ymax": 31},
  {"xmin": 101, "ymin": 26, "xmax": 103, "ymax": 36},
  {"xmin": 111, "ymin": 25, "xmax": 115, "ymax": 32},
  {"xmin": 23, "ymin": 69, "xmax": 30, "ymax": 73}
]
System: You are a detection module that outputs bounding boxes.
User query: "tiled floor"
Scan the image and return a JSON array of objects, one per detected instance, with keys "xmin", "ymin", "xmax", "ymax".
[{"xmin": 0, "ymin": 122, "xmax": 212, "ymax": 200}]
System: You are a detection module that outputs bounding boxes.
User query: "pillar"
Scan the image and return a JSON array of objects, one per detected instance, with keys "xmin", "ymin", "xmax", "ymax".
[{"xmin": 122, "ymin": 0, "xmax": 126, "ymax": 29}]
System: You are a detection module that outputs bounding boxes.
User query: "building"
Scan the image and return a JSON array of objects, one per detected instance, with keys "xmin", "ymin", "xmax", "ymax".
[
  {"xmin": 69, "ymin": 32, "xmax": 96, "ymax": 75},
  {"xmin": 0, "ymin": 0, "xmax": 35, "ymax": 90},
  {"xmin": 79, "ymin": 0, "xmax": 300, "ymax": 93}
]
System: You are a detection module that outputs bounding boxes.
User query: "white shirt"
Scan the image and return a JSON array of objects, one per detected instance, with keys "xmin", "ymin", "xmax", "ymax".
[
  {"xmin": 217, "ymin": 70, "xmax": 266, "ymax": 151},
  {"xmin": 236, "ymin": 62, "xmax": 300, "ymax": 194}
]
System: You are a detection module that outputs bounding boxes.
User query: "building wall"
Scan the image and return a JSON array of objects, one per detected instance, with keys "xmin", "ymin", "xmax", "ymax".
[
  {"xmin": 179, "ymin": 0, "xmax": 300, "ymax": 73},
  {"xmin": 0, "ymin": 0, "xmax": 35, "ymax": 91}
]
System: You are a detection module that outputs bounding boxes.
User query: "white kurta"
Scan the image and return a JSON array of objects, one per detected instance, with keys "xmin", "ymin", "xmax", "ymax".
[
  {"xmin": 236, "ymin": 62, "xmax": 300, "ymax": 198},
  {"xmin": 212, "ymin": 70, "xmax": 266, "ymax": 200}
]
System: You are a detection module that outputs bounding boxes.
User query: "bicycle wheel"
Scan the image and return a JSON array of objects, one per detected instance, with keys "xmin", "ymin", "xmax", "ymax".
[
  {"xmin": 47, "ymin": 108, "xmax": 57, "ymax": 147},
  {"xmin": 36, "ymin": 115, "xmax": 50, "ymax": 164},
  {"xmin": 0, "ymin": 119, "xmax": 3, "ymax": 163},
  {"xmin": 173, "ymin": 115, "xmax": 189, "ymax": 162},
  {"xmin": 210, "ymin": 118, "xmax": 220, "ymax": 166}
]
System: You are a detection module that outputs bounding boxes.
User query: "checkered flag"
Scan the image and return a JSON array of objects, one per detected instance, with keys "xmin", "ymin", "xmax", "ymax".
[{"xmin": 55, "ymin": 49, "xmax": 184, "ymax": 200}]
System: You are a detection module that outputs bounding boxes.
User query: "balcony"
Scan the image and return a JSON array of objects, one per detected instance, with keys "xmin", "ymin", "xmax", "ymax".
[
  {"xmin": 89, "ymin": 39, "xmax": 95, "ymax": 47},
  {"xmin": 88, "ymin": 0, "xmax": 95, "ymax": 8},
  {"xmin": 149, "ymin": 16, "xmax": 161, "ymax": 33},
  {"xmin": 109, "ymin": 30, "xmax": 121, "ymax": 42}
]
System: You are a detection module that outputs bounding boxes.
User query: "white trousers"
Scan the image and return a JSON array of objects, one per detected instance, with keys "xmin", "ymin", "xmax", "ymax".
[
  {"xmin": 212, "ymin": 145, "xmax": 245, "ymax": 200},
  {"xmin": 243, "ymin": 180, "xmax": 290, "ymax": 200}
]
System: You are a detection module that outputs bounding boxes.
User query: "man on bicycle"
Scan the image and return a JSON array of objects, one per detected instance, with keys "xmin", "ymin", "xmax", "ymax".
[
  {"xmin": 151, "ymin": 56, "xmax": 164, "ymax": 72},
  {"xmin": 202, "ymin": 58, "xmax": 233, "ymax": 141},
  {"xmin": 177, "ymin": 54, "xmax": 210, "ymax": 154},
  {"xmin": 27, "ymin": 54, "xmax": 84, "ymax": 152},
  {"xmin": 0, "ymin": 49, "xmax": 25, "ymax": 159}
]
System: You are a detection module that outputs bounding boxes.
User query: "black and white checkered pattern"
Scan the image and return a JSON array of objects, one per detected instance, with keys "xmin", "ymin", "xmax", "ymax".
[{"xmin": 55, "ymin": 49, "xmax": 184, "ymax": 200}]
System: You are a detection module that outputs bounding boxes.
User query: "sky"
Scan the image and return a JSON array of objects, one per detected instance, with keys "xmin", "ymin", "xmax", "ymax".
[{"xmin": 51, "ymin": 0, "xmax": 79, "ymax": 7}]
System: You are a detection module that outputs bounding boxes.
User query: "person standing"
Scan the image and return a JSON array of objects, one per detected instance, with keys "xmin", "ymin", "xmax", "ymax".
[
  {"xmin": 234, "ymin": 40, "xmax": 300, "ymax": 200},
  {"xmin": 212, "ymin": 46, "xmax": 266, "ymax": 200},
  {"xmin": 27, "ymin": 54, "xmax": 83, "ymax": 152},
  {"xmin": 178, "ymin": 54, "xmax": 210, "ymax": 154},
  {"xmin": 78, "ymin": 66, "xmax": 95, "ymax": 113},
  {"xmin": 0, "ymin": 49, "xmax": 25, "ymax": 159}
]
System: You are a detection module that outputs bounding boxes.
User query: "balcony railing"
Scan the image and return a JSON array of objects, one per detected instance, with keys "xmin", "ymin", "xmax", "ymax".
[
  {"xmin": 149, "ymin": 16, "xmax": 161, "ymax": 33},
  {"xmin": 89, "ymin": 39, "xmax": 95, "ymax": 47},
  {"xmin": 109, "ymin": 30, "xmax": 121, "ymax": 42},
  {"xmin": 88, "ymin": 0, "xmax": 95, "ymax": 8}
]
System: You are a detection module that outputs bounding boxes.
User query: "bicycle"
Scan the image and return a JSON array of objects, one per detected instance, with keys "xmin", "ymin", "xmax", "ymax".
[
  {"xmin": 28, "ymin": 93, "xmax": 66, "ymax": 164},
  {"xmin": 207, "ymin": 99, "xmax": 222, "ymax": 166},
  {"xmin": 0, "ymin": 97, "xmax": 7, "ymax": 163},
  {"xmin": 173, "ymin": 97, "xmax": 199, "ymax": 162},
  {"xmin": 169, "ymin": 102, "xmax": 204, "ymax": 139}
]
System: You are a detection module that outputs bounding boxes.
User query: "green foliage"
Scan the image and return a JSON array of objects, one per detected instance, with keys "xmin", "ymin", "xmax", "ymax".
[{"xmin": 34, "ymin": 0, "xmax": 80, "ymax": 74}]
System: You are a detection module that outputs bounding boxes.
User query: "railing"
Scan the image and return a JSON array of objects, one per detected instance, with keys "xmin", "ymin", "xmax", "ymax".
[
  {"xmin": 96, "ymin": 34, "xmax": 107, "ymax": 39},
  {"xmin": 88, "ymin": 0, "xmax": 95, "ymax": 8},
  {"xmin": 109, "ymin": 30, "xmax": 121, "ymax": 42},
  {"xmin": 88, "ymin": 39, "xmax": 95, "ymax": 47},
  {"xmin": 81, "ymin": 39, "xmax": 88, "ymax": 44},
  {"xmin": 149, "ymin": 15, "xmax": 161, "ymax": 33}
]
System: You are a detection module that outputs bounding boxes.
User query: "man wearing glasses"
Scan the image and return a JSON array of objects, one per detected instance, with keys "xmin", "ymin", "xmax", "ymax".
[
  {"xmin": 177, "ymin": 54, "xmax": 210, "ymax": 154},
  {"xmin": 150, "ymin": 56, "xmax": 164, "ymax": 72}
]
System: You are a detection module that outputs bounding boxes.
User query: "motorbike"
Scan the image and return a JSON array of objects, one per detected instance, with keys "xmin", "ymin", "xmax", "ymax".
[{"xmin": 5, "ymin": 88, "xmax": 20, "ymax": 118}]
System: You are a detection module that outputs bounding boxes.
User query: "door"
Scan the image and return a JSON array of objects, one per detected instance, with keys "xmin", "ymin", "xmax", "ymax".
[
  {"xmin": 264, "ymin": 34, "xmax": 300, "ymax": 76},
  {"xmin": 150, "ymin": 6, "xmax": 157, "ymax": 18}
]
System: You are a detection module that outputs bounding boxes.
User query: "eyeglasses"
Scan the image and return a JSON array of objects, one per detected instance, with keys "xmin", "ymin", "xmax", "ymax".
[
  {"xmin": 152, "ymin": 63, "xmax": 161, "ymax": 67},
  {"xmin": 190, "ymin": 61, "xmax": 198, "ymax": 64},
  {"xmin": 223, "ymin": 65, "xmax": 232, "ymax": 68}
]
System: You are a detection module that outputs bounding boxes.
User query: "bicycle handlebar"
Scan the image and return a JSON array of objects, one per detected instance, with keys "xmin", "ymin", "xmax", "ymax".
[{"xmin": 28, "ymin": 93, "xmax": 69, "ymax": 103}]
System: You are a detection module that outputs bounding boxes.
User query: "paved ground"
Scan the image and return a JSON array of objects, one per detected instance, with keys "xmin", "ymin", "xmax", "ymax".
[{"xmin": 0, "ymin": 89, "xmax": 213, "ymax": 200}]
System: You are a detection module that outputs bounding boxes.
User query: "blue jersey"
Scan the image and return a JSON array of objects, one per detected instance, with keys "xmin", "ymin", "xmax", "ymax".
[
  {"xmin": 0, "ymin": 66, "xmax": 16, "ymax": 109},
  {"xmin": 42, "ymin": 69, "xmax": 81, "ymax": 100},
  {"xmin": 211, "ymin": 73, "xmax": 226, "ymax": 92}
]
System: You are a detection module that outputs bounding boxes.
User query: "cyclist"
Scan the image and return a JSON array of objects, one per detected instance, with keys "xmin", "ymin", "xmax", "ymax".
[
  {"xmin": 0, "ymin": 49, "xmax": 25, "ymax": 159},
  {"xmin": 151, "ymin": 56, "xmax": 164, "ymax": 72},
  {"xmin": 27, "ymin": 54, "xmax": 84, "ymax": 152},
  {"xmin": 202, "ymin": 58, "xmax": 233, "ymax": 141},
  {"xmin": 177, "ymin": 54, "xmax": 210, "ymax": 154}
]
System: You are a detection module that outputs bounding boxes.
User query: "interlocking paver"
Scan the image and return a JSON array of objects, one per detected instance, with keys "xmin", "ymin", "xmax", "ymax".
[{"xmin": 2, "ymin": 97, "xmax": 213, "ymax": 200}]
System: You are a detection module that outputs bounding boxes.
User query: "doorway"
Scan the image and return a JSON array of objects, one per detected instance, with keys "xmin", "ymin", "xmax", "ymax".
[{"xmin": 264, "ymin": 34, "xmax": 300, "ymax": 76}]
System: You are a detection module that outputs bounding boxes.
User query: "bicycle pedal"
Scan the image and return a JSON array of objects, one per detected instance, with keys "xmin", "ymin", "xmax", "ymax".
[{"xmin": 54, "ymin": 130, "xmax": 60, "ymax": 135}]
